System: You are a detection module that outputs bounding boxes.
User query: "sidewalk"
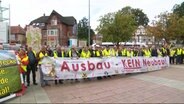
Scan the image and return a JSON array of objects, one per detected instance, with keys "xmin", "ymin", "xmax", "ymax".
[
  {"xmin": 3, "ymin": 64, "xmax": 184, "ymax": 103},
  {"xmin": 4, "ymin": 84, "xmax": 51, "ymax": 103}
]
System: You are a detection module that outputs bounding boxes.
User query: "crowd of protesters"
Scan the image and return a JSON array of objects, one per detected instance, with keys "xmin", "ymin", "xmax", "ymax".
[{"xmin": 1, "ymin": 44, "xmax": 184, "ymax": 87}]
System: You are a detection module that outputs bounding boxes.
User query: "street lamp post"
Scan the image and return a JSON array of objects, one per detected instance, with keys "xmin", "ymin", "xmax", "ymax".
[{"xmin": 88, "ymin": 0, "xmax": 90, "ymax": 46}]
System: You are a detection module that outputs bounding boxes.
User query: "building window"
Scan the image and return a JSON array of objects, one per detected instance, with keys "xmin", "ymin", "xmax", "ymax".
[
  {"xmin": 47, "ymin": 29, "xmax": 58, "ymax": 36},
  {"xmin": 51, "ymin": 18, "xmax": 57, "ymax": 26}
]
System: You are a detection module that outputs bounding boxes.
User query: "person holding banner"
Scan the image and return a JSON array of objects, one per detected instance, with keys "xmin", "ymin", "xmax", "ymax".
[
  {"xmin": 18, "ymin": 49, "xmax": 29, "ymax": 85},
  {"xmin": 53, "ymin": 46, "xmax": 66, "ymax": 85},
  {"xmin": 118, "ymin": 45, "xmax": 127, "ymax": 57},
  {"xmin": 27, "ymin": 47, "xmax": 38, "ymax": 86},
  {"xmin": 80, "ymin": 46, "xmax": 91, "ymax": 58},
  {"xmin": 37, "ymin": 46, "xmax": 50, "ymax": 87},
  {"xmin": 67, "ymin": 46, "xmax": 80, "ymax": 58},
  {"xmin": 67, "ymin": 46, "xmax": 80, "ymax": 82}
]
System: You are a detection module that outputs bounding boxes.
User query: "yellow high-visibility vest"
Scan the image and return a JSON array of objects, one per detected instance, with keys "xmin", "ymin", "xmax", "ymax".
[
  {"xmin": 94, "ymin": 51, "xmax": 101, "ymax": 57},
  {"xmin": 54, "ymin": 51, "xmax": 65, "ymax": 58},
  {"xmin": 38, "ymin": 52, "xmax": 48, "ymax": 64},
  {"xmin": 127, "ymin": 51, "xmax": 134, "ymax": 57},
  {"xmin": 18, "ymin": 56, "xmax": 29, "ymax": 72},
  {"xmin": 177, "ymin": 48, "xmax": 182, "ymax": 55},
  {"xmin": 80, "ymin": 50, "xmax": 91, "ymax": 58},
  {"xmin": 103, "ymin": 49, "xmax": 111, "ymax": 57},
  {"xmin": 144, "ymin": 50, "xmax": 151, "ymax": 57},
  {"xmin": 170, "ymin": 50, "xmax": 175, "ymax": 57},
  {"xmin": 121, "ymin": 49, "xmax": 126, "ymax": 56}
]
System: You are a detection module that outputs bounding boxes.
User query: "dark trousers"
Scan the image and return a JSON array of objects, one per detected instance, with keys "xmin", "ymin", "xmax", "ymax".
[
  {"xmin": 27, "ymin": 64, "xmax": 37, "ymax": 84},
  {"xmin": 22, "ymin": 72, "xmax": 26, "ymax": 83},
  {"xmin": 176, "ymin": 55, "xmax": 182, "ymax": 64},
  {"xmin": 170, "ymin": 57, "xmax": 175, "ymax": 64}
]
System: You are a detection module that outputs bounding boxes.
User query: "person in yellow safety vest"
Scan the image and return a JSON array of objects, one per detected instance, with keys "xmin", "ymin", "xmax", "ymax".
[
  {"xmin": 157, "ymin": 48, "xmax": 163, "ymax": 57},
  {"xmin": 126, "ymin": 48, "xmax": 134, "ymax": 57},
  {"xmin": 93, "ymin": 45, "xmax": 103, "ymax": 80},
  {"xmin": 143, "ymin": 47, "xmax": 151, "ymax": 57},
  {"xmin": 120, "ymin": 45, "xmax": 127, "ymax": 57},
  {"xmin": 161, "ymin": 46, "xmax": 167, "ymax": 56},
  {"xmin": 169, "ymin": 48, "xmax": 176, "ymax": 64},
  {"xmin": 111, "ymin": 46, "xmax": 119, "ymax": 57},
  {"xmin": 93, "ymin": 45, "xmax": 103, "ymax": 57},
  {"xmin": 53, "ymin": 46, "xmax": 66, "ymax": 85},
  {"xmin": 176, "ymin": 47, "xmax": 183, "ymax": 64},
  {"xmin": 182, "ymin": 47, "xmax": 184, "ymax": 64},
  {"xmin": 67, "ymin": 46, "xmax": 79, "ymax": 82},
  {"xmin": 67, "ymin": 46, "xmax": 79, "ymax": 58},
  {"xmin": 133, "ymin": 47, "xmax": 139, "ymax": 57},
  {"xmin": 103, "ymin": 46, "xmax": 111, "ymax": 57},
  {"xmin": 80, "ymin": 46, "xmax": 91, "ymax": 58},
  {"xmin": 18, "ymin": 49, "xmax": 29, "ymax": 84},
  {"xmin": 37, "ymin": 46, "xmax": 50, "ymax": 87},
  {"xmin": 53, "ymin": 46, "xmax": 66, "ymax": 58}
]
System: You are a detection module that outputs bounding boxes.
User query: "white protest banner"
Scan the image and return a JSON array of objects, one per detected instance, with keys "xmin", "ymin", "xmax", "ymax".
[{"xmin": 41, "ymin": 57, "xmax": 170, "ymax": 80}]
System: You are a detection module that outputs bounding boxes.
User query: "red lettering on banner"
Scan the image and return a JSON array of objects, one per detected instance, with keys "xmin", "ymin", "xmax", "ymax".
[
  {"xmin": 161, "ymin": 60, "xmax": 165, "ymax": 65},
  {"xmin": 81, "ymin": 63, "xmax": 86, "ymax": 71},
  {"xmin": 97, "ymin": 62, "xmax": 103, "ymax": 69},
  {"xmin": 143, "ymin": 59, "xmax": 167, "ymax": 67},
  {"xmin": 127, "ymin": 59, "xmax": 132, "ymax": 68},
  {"xmin": 72, "ymin": 64, "xmax": 79, "ymax": 71},
  {"xmin": 87, "ymin": 61, "xmax": 95, "ymax": 71},
  {"xmin": 121, "ymin": 60, "xmax": 127, "ymax": 67},
  {"xmin": 61, "ymin": 61, "xmax": 70, "ymax": 72},
  {"xmin": 158, "ymin": 60, "xmax": 161, "ymax": 65},
  {"xmin": 147, "ymin": 61, "xmax": 150, "ymax": 66},
  {"xmin": 122, "ymin": 59, "xmax": 141, "ymax": 69},
  {"xmin": 104, "ymin": 62, "xmax": 110, "ymax": 69}
]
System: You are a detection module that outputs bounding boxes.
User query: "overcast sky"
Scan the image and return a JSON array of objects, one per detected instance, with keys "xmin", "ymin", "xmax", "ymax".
[{"xmin": 2, "ymin": 0, "xmax": 183, "ymax": 30}]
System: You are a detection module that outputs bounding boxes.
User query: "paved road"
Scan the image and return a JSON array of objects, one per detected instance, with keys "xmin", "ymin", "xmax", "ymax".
[{"xmin": 4, "ymin": 65, "xmax": 184, "ymax": 103}]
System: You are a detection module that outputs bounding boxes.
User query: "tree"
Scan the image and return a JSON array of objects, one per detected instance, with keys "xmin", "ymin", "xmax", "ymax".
[
  {"xmin": 173, "ymin": 2, "xmax": 184, "ymax": 17},
  {"xmin": 147, "ymin": 12, "xmax": 171, "ymax": 43},
  {"xmin": 96, "ymin": 11, "xmax": 137, "ymax": 45},
  {"xmin": 120, "ymin": 6, "xmax": 149, "ymax": 26},
  {"xmin": 147, "ymin": 12, "xmax": 184, "ymax": 44},
  {"xmin": 77, "ymin": 17, "xmax": 95, "ymax": 45}
]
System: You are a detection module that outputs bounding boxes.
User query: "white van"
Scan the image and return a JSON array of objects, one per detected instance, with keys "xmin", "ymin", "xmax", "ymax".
[{"xmin": 92, "ymin": 42, "xmax": 147, "ymax": 48}]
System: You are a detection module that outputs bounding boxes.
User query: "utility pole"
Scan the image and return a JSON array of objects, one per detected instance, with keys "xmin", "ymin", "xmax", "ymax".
[
  {"xmin": 88, "ymin": 0, "xmax": 90, "ymax": 46},
  {"xmin": 0, "ymin": 0, "xmax": 10, "ymax": 43}
]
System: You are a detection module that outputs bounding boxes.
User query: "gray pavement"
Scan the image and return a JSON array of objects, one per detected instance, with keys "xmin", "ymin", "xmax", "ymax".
[
  {"xmin": 4, "ymin": 83, "xmax": 51, "ymax": 103},
  {"xmin": 3, "ymin": 64, "xmax": 184, "ymax": 103}
]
